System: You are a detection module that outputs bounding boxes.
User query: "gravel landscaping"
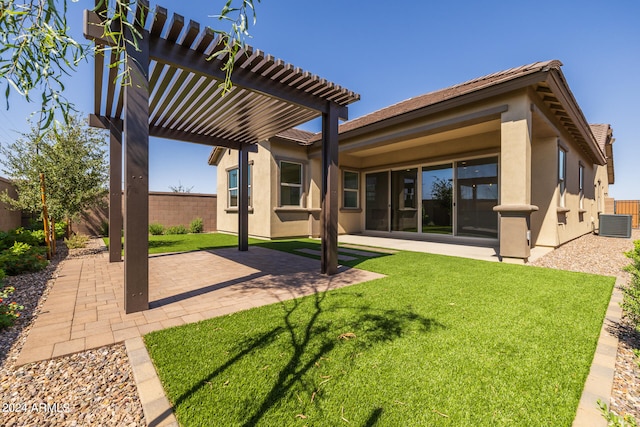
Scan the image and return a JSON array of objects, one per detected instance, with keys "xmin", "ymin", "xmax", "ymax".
[
  {"xmin": 1, "ymin": 232, "xmax": 638, "ymax": 425},
  {"xmin": 0, "ymin": 239, "xmax": 144, "ymax": 426}
]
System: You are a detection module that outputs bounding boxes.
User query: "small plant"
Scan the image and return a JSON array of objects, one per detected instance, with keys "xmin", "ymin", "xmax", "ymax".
[
  {"xmin": 149, "ymin": 223, "xmax": 165, "ymax": 236},
  {"xmin": 0, "ymin": 242, "xmax": 48, "ymax": 275},
  {"xmin": 598, "ymin": 399, "xmax": 638, "ymax": 426},
  {"xmin": 0, "ymin": 285, "xmax": 24, "ymax": 329},
  {"xmin": 189, "ymin": 217, "xmax": 204, "ymax": 234},
  {"xmin": 164, "ymin": 225, "xmax": 188, "ymax": 235},
  {"xmin": 64, "ymin": 233, "xmax": 89, "ymax": 249},
  {"xmin": 622, "ymin": 240, "xmax": 640, "ymax": 326},
  {"xmin": 100, "ymin": 220, "xmax": 109, "ymax": 236}
]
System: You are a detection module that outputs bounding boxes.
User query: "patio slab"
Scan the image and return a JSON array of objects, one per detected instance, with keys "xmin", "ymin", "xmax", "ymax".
[{"xmin": 16, "ymin": 247, "xmax": 384, "ymax": 366}]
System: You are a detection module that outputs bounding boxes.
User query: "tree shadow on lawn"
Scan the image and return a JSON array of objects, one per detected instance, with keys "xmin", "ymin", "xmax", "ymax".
[{"xmin": 172, "ymin": 289, "xmax": 444, "ymax": 426}]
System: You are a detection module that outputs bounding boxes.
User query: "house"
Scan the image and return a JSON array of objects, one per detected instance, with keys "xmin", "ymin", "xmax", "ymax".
[{"xmin": 209, "ymin": 60, "xmax": 615, "ymax": 262}]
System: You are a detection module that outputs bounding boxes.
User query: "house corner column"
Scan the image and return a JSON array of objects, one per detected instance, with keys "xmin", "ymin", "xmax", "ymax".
[{"xmin": 495, "ymin": 98, "xmax": 537, "ymax": 262}]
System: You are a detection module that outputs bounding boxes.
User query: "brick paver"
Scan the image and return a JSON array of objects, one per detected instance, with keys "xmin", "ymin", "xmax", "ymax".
[{"xmin": 16, "ymin": 246, "xmax": 384, "ymax": 365}]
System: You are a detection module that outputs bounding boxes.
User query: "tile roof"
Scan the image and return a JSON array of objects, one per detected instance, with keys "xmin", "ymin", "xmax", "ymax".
[
  {"xmin": 309, "ymin": 60, "xmax": 563, "ymax": 141},
  {"xmin": 274, "ymin": 128, "xmax": 315, "ymax": 145},
  {"xmin": 590, "ymin": 124, "xmax": 612, "ymax": 152}
]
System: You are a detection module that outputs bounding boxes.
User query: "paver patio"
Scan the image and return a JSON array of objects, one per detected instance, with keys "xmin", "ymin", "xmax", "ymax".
[{"xmin": 16, "ymin": 246, "xmax": 384, "ymax": 366}]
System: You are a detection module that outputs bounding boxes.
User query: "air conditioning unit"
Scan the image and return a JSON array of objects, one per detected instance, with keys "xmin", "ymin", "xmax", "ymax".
[{"xmin": 599, "ymin": 214, "xmax": 632, "ymax": 238}]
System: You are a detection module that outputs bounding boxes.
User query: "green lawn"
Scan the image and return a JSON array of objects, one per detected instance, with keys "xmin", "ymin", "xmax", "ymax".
[{"xmin": 142, "ymin": 234, "xmax": 615, "ymax": 426}]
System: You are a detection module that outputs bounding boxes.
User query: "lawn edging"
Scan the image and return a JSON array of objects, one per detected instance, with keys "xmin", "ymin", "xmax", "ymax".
[
  {"xmin": 573, "ymin": 277, "xmax": 624, "ymax": 427},
  {"xmin": 125, "ymin": 337, "xmax": 179, "ymax": 427}
]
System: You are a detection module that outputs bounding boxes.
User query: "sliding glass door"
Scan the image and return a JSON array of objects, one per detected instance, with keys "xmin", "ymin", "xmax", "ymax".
[
  {"xmin": 391, "ymin": 169, "xmax": 418, "ymax": 232},
  {"xmin": 365, "ymin": 172, "xmax": 389, "ymax": 231},
  {"xmin": 456, "ymin": 157, "xmax": 498, "ymax": 238},
  {"xmin": 422, "ymin": 164, "xmax": 453, "ymax": 234},
  {"xmin": 365, "ymin": 156, "xmax": 498, "ymax": 239}
]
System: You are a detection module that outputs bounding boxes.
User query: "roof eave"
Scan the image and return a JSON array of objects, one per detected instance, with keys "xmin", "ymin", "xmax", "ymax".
[{"xmin": 545, "ymin": 70, "xmax": 607, "ymax": 165}]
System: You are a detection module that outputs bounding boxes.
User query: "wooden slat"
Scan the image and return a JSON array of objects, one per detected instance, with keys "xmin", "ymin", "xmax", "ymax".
[{"xmin": 150, "ymin": 5, "xmax": 168, "ymax": 36}]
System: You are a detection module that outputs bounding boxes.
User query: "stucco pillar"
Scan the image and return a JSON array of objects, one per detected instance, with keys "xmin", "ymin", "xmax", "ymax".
[{"xmin": 494, "ymin": 98, "xmax": 538, "ymax": 262}]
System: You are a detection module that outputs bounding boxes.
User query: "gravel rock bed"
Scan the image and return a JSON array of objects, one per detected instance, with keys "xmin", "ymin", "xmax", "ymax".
[
  {"xmin": 0, "ymin": 238, "xmax": 145, "ymax": 426},
  {"xmin": 531, "ymin": 229, "xmax": 640, "ymax": 420}
]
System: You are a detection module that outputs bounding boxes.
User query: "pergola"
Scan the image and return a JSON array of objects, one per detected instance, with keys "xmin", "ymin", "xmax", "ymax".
[{"xmin": 83, "ymin": 1, "xmax": 360, "ymax": 313}]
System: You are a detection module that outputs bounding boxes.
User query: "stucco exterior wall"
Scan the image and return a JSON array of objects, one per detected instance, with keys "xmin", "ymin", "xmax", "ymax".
[{"xmin": 216, "ymin": 141, "xmax": 271, "ymax": 238}]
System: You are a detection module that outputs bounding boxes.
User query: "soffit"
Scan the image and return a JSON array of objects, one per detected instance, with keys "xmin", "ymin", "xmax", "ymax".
[{"xmin": 346, "ymin": 119, "xmax": 500, "ymax": 158}]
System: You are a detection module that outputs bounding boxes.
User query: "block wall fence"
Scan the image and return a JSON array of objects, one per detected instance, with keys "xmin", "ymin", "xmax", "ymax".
[
  {"xmin": 73, "ymin": 192, "xmax": 218, "ymax": 236},
  {"xmin": 0, "ymin": 178, "xmax": 217, "ymax": 236}
]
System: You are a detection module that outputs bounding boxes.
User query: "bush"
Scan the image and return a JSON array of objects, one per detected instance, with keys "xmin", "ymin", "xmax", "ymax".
[
  {"xmin": 100, "ymin": 220, "xmax": 109, "ymax": 236},
  {"xmin": 189, "ymin": 217, "xmax": 204, "ymax": 234},
  {"xmin": 0, "ymin": 241, "xmax": 48, "ymax": 275},
  {"xmin": 0, "ymin": 227, "xmax": 45, "ymax": 250},
  {"xmin": 622, "ymin": 240, "xmax": 640, "ymax": 327},
  {"xmin": 164, "ymin": 225, "xmax": 187, "ymax": 235},
  {"xmin": 149, "ymin": 223, "xmax": 165, "ymax": 236},
  {"xmin": 0, "ymin": 285, "xmax": 24, "ymax": 329},
  {"xmin": 64, "ymin": 234, "xmax": 90, "ymax": 249}
]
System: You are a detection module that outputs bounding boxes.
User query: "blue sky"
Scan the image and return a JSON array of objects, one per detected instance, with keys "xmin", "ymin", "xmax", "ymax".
[{"xmin": 1, "ymin": 0, "xmax": 638, "ymax": 198}]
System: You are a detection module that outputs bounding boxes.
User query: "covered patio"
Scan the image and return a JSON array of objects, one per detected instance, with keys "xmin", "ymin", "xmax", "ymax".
[{"xmin": 83, "ymin": 1, "xmax": 359, "ymax": 313}]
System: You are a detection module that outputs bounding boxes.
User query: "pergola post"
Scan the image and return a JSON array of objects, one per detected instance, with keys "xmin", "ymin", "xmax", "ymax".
[
  {"xmin": 108, "ymin": 121, "xmax": 123, "ymax": 263},
  {"xmin": 123, "ymin": 26, "xmax": 150, "ymax": 314},
  {"xmin": 238, "ymin": 145, "xmax": 249, "ymax": 251},
  {"xmin": 321, "ymin": 103, "xmax": 340, "ymax": 275}
]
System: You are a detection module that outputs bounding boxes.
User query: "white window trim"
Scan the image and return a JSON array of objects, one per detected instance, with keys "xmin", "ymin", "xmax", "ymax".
[
  {"xmin": 279, "ymin": 160, "xmax": 303, "ymax": 207},
  {"xmin": 558, "ymin": 146, "xmax": 567, "ymax": 208},
  {"xmin": 342, "ymin": 170, "xmax": 360, "ymax": 209},
  {"xmin": 578, "ymin": 162, "xmax": 585, "ymax": 210},
  {"xmin": 227, "ymin": 163, "xmax": 252, "ymax": 209}
]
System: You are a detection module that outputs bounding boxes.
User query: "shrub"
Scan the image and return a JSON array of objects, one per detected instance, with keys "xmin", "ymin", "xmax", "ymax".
[
  {"xmin": 164, "ymin": 225, "xmax": 187, "ymax": 235},
  {"xmin": 622, "ymin": 240, "xmax": 640, "ymax": 327},
  {"xmin": 149, "ymin": 223, "xmax": 165, "ymax": 236},
  {"xmin": 0, "ymin": 227, "xmax": 44, "ymax": 250},
  {"xmin": 189, "ymin": 217, "xmax": 204, "ymax": 234},
  {"xmin": 64, "ymin": 234, "xmax": 90, "ymax": 249},
  {"xmin": 54, "ymin": 221, "xmax": 67, "ymax": 238},
  {"xmin": 0, "ymin": 285, "xmax": 24, "ymax": 329},
  {"xmin": 0, "ymin": 242, "xmax": 49, "ymax": 276},
  {"xmin": 100, "ymin": 220, "xmax": 109, "ymax": 236}
]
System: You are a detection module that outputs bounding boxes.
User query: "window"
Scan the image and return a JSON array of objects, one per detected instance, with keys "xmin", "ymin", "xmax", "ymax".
[
  {"xmin": 343, "ymin": 171, "xmax": 359, "ymax": 208},
  {"xmin": 227, "ymin": 165, "xmax": 252, "ymax": 208},
  {"xmin": 280, "ymin": 161, "xmax": 302, "ymax": 206},
  {"xmin": 558, "ymin": 147, "xmax": 566, "ymax": 207},
  {"xmin": 579, "ymin": 163, "xmax": 584, "ymax": 210}
]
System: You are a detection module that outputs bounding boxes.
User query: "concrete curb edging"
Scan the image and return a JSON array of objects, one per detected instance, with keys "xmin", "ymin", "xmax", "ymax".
[
  {"xmin": 125, "ymin": 337, "xmax": 179, "ymax": 427},
  {"xmin": 572, "ymin": 277, "xmax": 624, "ymax": 427}
]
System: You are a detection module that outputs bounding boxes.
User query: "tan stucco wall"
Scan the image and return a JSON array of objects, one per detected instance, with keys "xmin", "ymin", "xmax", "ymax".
[
  {"xmin": 216, "ymin": 141, "xmax": 272, "ymax": 238},
  {"xmin": 214, "ymin": 90, "xmax": 613, "ymax": 253}
]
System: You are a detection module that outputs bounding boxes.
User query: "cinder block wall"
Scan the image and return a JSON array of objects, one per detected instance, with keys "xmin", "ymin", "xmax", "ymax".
[
  {"xmin": 604, "ymin": 197, "xmax": 615, "ymax": 214},
  {"xmin": 0, "ymin": 177, "xmax": 23, "ymax": 231},
  {"xmin": 74, "ymin": 192, "xmax": 217, "ymax": 236},
  {"xmin": 148, "ymin": 192, "xmax": 217, "ymax": 231}
]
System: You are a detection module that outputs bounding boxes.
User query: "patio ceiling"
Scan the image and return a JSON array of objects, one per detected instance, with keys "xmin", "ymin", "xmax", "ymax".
[{"xmin": 84, "ymin": 3, "xmax": 360, "ymax": 148}]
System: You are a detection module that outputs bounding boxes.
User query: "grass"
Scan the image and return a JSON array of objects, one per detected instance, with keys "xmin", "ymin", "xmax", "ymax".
[
  {"xmin": 104, "ymin": 233, "xmax": 259, "ymax": 254},
  {"xmin": 143, "ymin": 235, "xmax": 615, "ymax": 426}
]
